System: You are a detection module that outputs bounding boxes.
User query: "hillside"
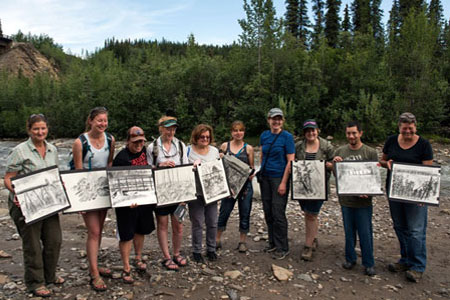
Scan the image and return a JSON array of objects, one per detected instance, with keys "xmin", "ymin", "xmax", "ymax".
[{"xmin": 0, "ymin": 42, "xmax": 58, "ymax": 79}]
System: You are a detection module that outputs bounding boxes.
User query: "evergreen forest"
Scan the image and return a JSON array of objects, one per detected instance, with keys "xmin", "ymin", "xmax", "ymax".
[{"xmin": 0, "ymin": 0, "xmax": 449, "ymax": 143}]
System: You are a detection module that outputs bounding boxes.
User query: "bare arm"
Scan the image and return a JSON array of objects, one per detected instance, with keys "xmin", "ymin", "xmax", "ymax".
[
  {"xmin": 247, "ymin": 145, "xmax": 255, "ymax": 169},
  {"xmin": 72, "ymin": 138, "xmax": 84, "ymax": 170},
  {"xmin": 422, "ymin": 160, "xmax": 433, "ymax": 166},
  {"xmin": 380, "ymin": 153, "xmax": 392, "ymax": 169},
  {"xmin": 278, "ymin": 153, "xmax": 295, "ymax": 196}
]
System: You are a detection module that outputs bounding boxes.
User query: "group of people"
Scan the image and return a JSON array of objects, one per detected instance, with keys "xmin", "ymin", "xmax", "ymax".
[{"xmin": 3, "ymin": 107, "xmax": 433, "ymax": 297}]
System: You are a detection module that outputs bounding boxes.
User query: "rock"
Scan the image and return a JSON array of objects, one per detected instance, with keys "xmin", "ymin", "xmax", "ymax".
[
  {"xmin": 226, "ymin": 289, "xmax": 239, "ymax": 300},
  {"xmin": 79, "ymin": 263, "xmax": 88, "ymax": 270},
  {"xmin": 0, "ymin": 250, "xmax": 11, "ymax": 258},
  {"xmin": 211, "ymin": 276, "xmax": 224, "ymax": 283},
  {"xmin": 272, "ymin": 264, "xmax": 293, "ymax": 281},
  {"xmin": 101, "ymin": 237, "xmax": 117, "ymax": 248},
  {"xmin": 202, "ymin": 268, "xmax": 216, "ymax": 276},
  {"xmin": 75, "ymin": 295, "xmax": 88, "ymax": 300},
  {"xmin": 440, "ymin": 209, "xmax": 450, "ymax": 215},
  {"xmin": 311, "ymin": 273, "xmax": 320, "ymax": 280},
  {"xmin": 0, "ymin": 274, "xmax": 9, "ymax": 284},
  {"xmin": 253, "ymin": 236, "xmax": 261, "ymax": 242},
  {"xmin": 78, "ymin": 250, "xmax": 87, "ymax": 258},
  {"xmin": 224, "ymin": 270, "xmax": 242, "ymax": 280},
  {"xmin": 293, "ymin": 284, "xmax": 305, "ymax": 289},
  {"xmin": 11, "ymin": 233, "xmax": 19, "ymax": 240},
  {"xmin": 325, "ymin": 269, "xmax": 333, "ymax": 274},
  {"xmin": 340, "ymin": 277, "xmax": 350, "ymax": 282},
  {"xmin": 318, "ymin": 283, "xmax": 323, "ymax": 290},
  {"xmin": 3, "ymin": 282, "xmax": 17, "ymax": 290},
  {"xmin": 298, "ymin": 273, "xmax": 313, "ymax": 282},
  {"xmin": 112, "ymin": 272, "xmax": 122, "ymax": 279},
  {"xmin": 227, "ymin": 284, "xmax": 243, "ymax": 291}
]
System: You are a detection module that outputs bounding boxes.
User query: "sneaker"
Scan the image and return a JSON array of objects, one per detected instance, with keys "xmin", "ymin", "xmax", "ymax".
[
  {"xmin": 342, "ymin": 261, "xmax": 356, "ymax": 270},
  {"xmin": 406, "ymin": 270, "xmax": 423, "ymax": 283},
  {"xmin": 272, "ymin": 250, "xmax": 290, "ymax": 260},
  {"xmin": 264, "ymin": 245, "xmax": 277, "ymax": 253},
  {"xmin": 388, "ymin": 262, "xmax": 408, "ymax": 273},
  {"xmin": 192, "ymin": 252, "xmax": 204, "ymax": 264},
  {"xmin": 238, "ymin": 242, "xmax": 248, "ymax": 253},
  {"xmin": 207, "ymin": 251, "xmax": 218, "ymax": 262},
  {"xmin": 312, "ymin": 238, "xmax": 319, "ymax": 251},
  {"xmin": 301, "ymin": 246, "xmax": 313, "ymax": 261},
  {"xmin": 364, "ymin": 267, "xmax": 376, "ymax": 276}
]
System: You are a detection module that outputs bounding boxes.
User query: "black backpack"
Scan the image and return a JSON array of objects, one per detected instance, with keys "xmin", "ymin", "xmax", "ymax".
[{"xmin": 68, "ymin": 133, "xmax": 113, "ymax": 170}]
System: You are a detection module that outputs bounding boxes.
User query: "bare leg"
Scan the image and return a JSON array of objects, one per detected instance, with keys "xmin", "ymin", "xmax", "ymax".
[
  {"xmin": 304, "ymin": 212, "xmax": 319, "ymax": 247},
  {"xmin": 156, "ymin": 215, "xmax": 171, "ymax": 260},
  {"xmin": 239, "ymin": 232, "xmax": 246, "ymax": 243},
  {"xmin": 216, "ymin": 229, "xmax": 223, "ymax": 244},
  {"xmin": 83, "ymin": 210, "xmax": 107, "ymax": 278},
  {"xmin": 133, "ymin": 234, "xmax": 145, "ymax": 260},
  {"xmin": 171, "ymin": 215, "xmax": 183, "ymax": 256},
  {"xmin": 119, "ymin": 240, "xmax": 133, "ymax": 272}
]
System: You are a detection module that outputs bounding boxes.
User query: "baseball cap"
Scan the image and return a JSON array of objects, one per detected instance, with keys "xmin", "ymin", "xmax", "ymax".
[
  {"xmin": 127, "ymin": 126, "xmax": 147, "ymax": 142},
  {"xmin": 267, "ymin": 108, "xmax": 284, "ymax": 118},
  {"xmin": 303, "ymin": 119, "xmax": 319, "ymax": 130}
]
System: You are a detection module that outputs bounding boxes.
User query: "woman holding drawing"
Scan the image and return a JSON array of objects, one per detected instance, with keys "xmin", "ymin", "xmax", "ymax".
[
  {"xmin": 4, "ymin": 114, "xmax": 63, "ymax": 297},
  {"xmin": 187, "ymin": 124, "xmax": 220, "ymax": 263},
  {"xmin": 258, "ymin": 108, "xmax": 295, "ymax": 260},
  {"xmin": 72, "ymin": 107, "xmax": 115, "ymax": 291},
  {"xmin": 216, "ymin": 121, "xmax": 255, "ymax": 252},
  {"xmin": 380, "ymin": 112, "xmax": 433, "ymax": 283},
  {"xmin": 113, "ymin": 126, "xmax": 155, "ymax": 284},
  {"xmin": 147, "ymin": 116, "xmax": 189, "ymax": 271},
  {"xmin": 294, "ymin": 119, "xmax": 334, "ymax": 261}
]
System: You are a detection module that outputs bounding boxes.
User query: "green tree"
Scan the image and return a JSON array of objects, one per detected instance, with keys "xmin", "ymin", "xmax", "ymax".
[
  {"xmin": 325, "ymin": 0, "xmax": 341, "ymax": 47},
  {"xmin": 311, "ymin": 0, "xmax": 325, "ymax": 48},
  {"xmin": 342, "ymin": 4, "xmax": 351, "ymax": 32}
]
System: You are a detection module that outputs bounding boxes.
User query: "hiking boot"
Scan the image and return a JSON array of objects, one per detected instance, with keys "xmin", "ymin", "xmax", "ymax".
[
  {"xmin": 312, "ymin": 238, "xmax": 319, "ymax": 251},
  {"xmin": 272, "ymin": 250, "xmax": 290, "ymax": 260},
  {"xmin": 238, "ymin": 242, "xmax": 248, "ymax": 253},
  {"xmin": 406, "ymin": 270, "xmax": 423, "ymax": 283},
  {"xmin": 364, "ymin": 267, "xmax": 376, "ymax": 276},
  {"xmin": 388, "ymin": 262, "xmax": 408, "ymax": 273},
  {"xmin": 301, "ymin": 246, "xmax": 313, "ymax": 261},
  {"xmin": 342, "ymin": 261, "xmax": 356, "ymax": 270},
  {"xmin": 207, "ymin": 251, "xmax": 218, "ymax": 262},
  {"xmin": 192, "ymin": 252, "xmax": 204, "ymax": 264}
]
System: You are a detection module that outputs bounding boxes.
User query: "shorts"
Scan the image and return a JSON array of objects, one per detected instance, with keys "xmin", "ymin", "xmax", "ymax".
[
  {"xmin": 298, "ymin": 200, "xmax": 324, "ymax": 215},
  {"xmin": 154, "ymin": 204, "xmax": 178, "ymax": 216},
  {"xmin": 115, "ymin": 204, "xmax": 155, "ymax": 241}
]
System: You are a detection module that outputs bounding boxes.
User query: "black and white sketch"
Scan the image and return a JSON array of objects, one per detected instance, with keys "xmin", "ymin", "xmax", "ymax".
[
  {"xmin": 61, "ymin": 169, "xmax": 111, "ymax": 213},
  {"xmin": 222, "ymin": 154, "xmax": 253, "ymax": 198},
  {"xmin": 335, "ymin": 161, "xmax": 383, "ymax": 196},
  {"xmin": 154, "ymin": 165, "xmax": 197, "ymax": 207},
  {"xmin": 291, "ymin": 160, "xmax": 326, "ymax": 200},
  {"xmin": 197, "ymin": 158, "xmax": 230, "ymax": 204},
  {"xmin": 389, "ymin": 162, "xmax": 440, "ymax": 206},
  {"xmin": 107, "ymin": 166, "xmax": 157, "ymax": 208},
  {"xmin": 12, "ymin": 166, "xmax": 70, "ymax": 224}
]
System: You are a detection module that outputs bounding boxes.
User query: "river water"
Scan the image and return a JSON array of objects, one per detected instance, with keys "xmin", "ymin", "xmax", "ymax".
[{"xmin": 1, "ymin": 140, "xmax": 449, "ymax": 197}]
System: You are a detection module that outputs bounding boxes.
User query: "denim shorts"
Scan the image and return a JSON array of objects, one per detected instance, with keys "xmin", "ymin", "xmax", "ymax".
[{"xmin": 298, "ymin": 200, "xmax": 324, "ymax": 215}]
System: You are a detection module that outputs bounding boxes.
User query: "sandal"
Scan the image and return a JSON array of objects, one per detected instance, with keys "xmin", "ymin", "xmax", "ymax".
[
  {"xmin": 173, "ymin": 254, "xmax": 188, "ymax": 267},
  {"xmin": 161, "ymin": 258, "xmax": 179, "ymax": 271},
  {"xmin": 90, "ymin": 276, "xmax": 107, "ymax": 292},
  {"xmin": 134, "ymin": 259, "xmax": 147, "ymax": 272},
  {"xmin": 122, "ymin": 270, "xmax": 134, "ymax": 284},
  {"xmin": 33, "ymin": 286, "xmax": 52, "ymax": 298},
  {"xmin": 98, "ymin": 267, "xmax": 112, "ymax": 278}
]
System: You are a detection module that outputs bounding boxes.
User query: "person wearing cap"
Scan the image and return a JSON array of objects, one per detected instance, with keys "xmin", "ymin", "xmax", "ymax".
[
  {"xmin": 147, "ymin": 116, "xmax": 189, "ymax": 271},
  {"xmin": 294, "ymin": 119, "xmax": 334, "ymax": 261},
  {"xmin": 259, "ymin": 108, "xmax": 295, "ymax": 260},
  {"xmin": 380, "ymin": 112, "xmax": 433, "ymax": 283},
  {"xmin": 113, "ymin": 126, "xmax": 155, "ymax": 284}
]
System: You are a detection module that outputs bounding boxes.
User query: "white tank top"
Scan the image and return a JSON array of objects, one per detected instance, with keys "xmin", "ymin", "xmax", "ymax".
[{"xmin": 82, "ymin": 132, "xmax": 110, "ymax": 169}]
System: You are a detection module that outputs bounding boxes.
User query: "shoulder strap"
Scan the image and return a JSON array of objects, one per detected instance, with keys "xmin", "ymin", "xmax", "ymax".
[
  {"xmin": 152, "ymin": 139, "xmax": 158, "ymax": 165},
  {"xmin": 260, "ymin": 131, "xmax": 282, "ymax": 174},
  {"xmin": 226, "ymin": 142, "xmax": 231, "ymax": 154},
  {"xmin": 105, "ymin": 132, "xmax": 112, "ymax": 150},
  {"xmin": 235, "ymin": 143, "xmax": 248, "ymax": 157},
  {"xmin": 178, "ymin": 140, "xmax": 184, "ymax": 163},
  {"xmin": 187, "ymin": 145, "xmax": 191, "ymax": 158},
  {"xmin": 79, "ymin": 134, "xmax": 90, "ymax": 159}
]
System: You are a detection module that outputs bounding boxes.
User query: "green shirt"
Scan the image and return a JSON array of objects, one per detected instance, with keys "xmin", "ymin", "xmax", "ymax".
[
  {"xmin": 334, "ymin": 144, "xmax": 378, "ymax": 208},
  {"xmin": 5, "ymin": 138, "xmax": 59, "ymax": 203}
]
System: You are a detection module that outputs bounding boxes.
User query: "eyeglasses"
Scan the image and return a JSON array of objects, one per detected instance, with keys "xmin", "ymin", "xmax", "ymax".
[{"xmin": 199, "ymin": 135, "xmax": 210, "ymax": 140}]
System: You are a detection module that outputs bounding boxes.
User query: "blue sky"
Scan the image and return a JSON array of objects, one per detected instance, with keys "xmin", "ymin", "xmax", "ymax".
[{"xmin": 2, "ymin": 0, "xmax": 449, "ymax": 56}]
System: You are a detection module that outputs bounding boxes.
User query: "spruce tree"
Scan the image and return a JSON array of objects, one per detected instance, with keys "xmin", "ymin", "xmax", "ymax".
[
  {"xmin": 0, "ymin": 19, "xmax": 3, "ymax": 37},
  {"xmin": 399, "ymin": 0, "xmax": 424, "ymax": 22},
  {"xmin": 342, "ymin": 4, "xmax": 351, "ymax": 32},
  {"xmin": 370, "ymin": 0, "xmax": 384, "ymax": 47},
  {"xmin": 325, "ymin": 0, "xmax": 341, "ymax": 47},
  {"xmin": 428, "ymin": 0, "xmax": 443, "ymax": 29},
  {"xmin": 298, "ymin": 0, "xmax": 310, "ymax": 45},
  {"xmin": 285, "ymin": 0, "xmax": 300, "ymax": 38},
  {"xmin": 388, "ymin": 0, "xmax": 401, "ymax": 43},
  {"xmin": 351, "ymin": 0, "xmax": 370, "ymax": 33},
  {"xmin": 311, "ymin": 0, "xmax": 325, "ymax": 48}
]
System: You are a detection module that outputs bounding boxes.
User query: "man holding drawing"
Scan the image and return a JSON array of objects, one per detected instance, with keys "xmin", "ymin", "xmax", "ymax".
[{"xmin": 333, "ymin": 121, "xmax": 378, "ymax": 276}]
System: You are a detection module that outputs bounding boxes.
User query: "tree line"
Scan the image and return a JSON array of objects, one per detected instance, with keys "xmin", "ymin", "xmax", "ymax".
[{"xmin": 0, "ymin": 0, "xmax": 449, "ymax": 143}]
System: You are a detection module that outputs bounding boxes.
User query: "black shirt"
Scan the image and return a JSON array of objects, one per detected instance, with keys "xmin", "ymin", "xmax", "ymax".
[{"xmin": 113, "ymin": 147, "xmax": 148, "ymax": 167}]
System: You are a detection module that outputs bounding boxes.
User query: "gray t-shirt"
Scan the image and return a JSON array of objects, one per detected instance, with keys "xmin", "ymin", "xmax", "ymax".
[
  {"xmin": 187, "ymin": 145, "xmax": 220, "ymax": 163},
  {"xmin": 334, "ymin": 144, "xmax": 378, "ymax": 208}
]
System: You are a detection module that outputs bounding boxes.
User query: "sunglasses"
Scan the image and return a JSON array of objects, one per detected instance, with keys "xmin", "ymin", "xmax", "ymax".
[
  {"xmin": 199, "ymin": 135, "xmax": 210, "ymax": 140},
  {"xmin": 28, "ymin": 113, "xmax": 47, "ymax": 122},
  {"xmin": 89, "ymin": 106, "xmax": 108, "ymax": 117}
]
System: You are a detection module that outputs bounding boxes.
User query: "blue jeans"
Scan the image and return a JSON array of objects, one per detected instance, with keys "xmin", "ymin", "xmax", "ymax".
[
  {"xmin": 260, "ymin": 176, "xmax": 289, "ymax": 252},
  {"xmin": 341, "ymin": 206, "xmax": 374, "ymax": 268},
  {"xmin": 389, "ymin": 201, "xmax": 428, "ymax": 272},
  {"xmin": 217, "ymin": 181, "xmax": 253, "ymax": 233}
]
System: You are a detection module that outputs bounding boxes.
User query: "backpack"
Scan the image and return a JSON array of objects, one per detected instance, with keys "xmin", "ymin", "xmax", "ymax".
[
  {"xmin": 68, "ymin": 132, "xmax": 113, "ymax": 170},
  {"xmin": 152, "ymin": 138, "xmax": 184, "ymax": 166}
]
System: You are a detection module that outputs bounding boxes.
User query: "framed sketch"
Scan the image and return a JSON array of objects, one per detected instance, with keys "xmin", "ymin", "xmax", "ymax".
[
  {"xmin": 222, "ymin": 154, "xmax": 253, "ymax": 199},
  {"xmin": 60, "ymin": 168, "xmax": 111, "ymax": 213},
  {"xmin": 335, "ymin": 161, "xmax": 383, "ymax": 196},
  {"xmin": 197, "ymin": 158, "xmax": 230, "ymax": 204},
  {"xmin": 291, "ymin": 160, "xmax": 327, "ymax": 200},
  {"xmin": 388, "ymin": 162, "xmax": 440, "ymax": 206},
  {"xmin": 107, "ymin": 166, "xmax": 157, "ymax": 208},
  {"xmin": 11, "ymin": 166, "xmax": 70, "ymax": 224},
  {"xmin": 154, "ymin": 164, "xmax": 197, "ymax": 207}
]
